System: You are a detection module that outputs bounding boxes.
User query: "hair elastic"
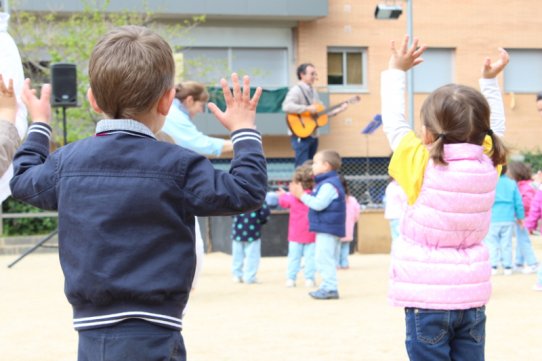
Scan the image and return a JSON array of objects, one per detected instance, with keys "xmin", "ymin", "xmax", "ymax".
[
  {"xmin": 436, "ymin": 133, "xmax": 446, "ymax": 140},
  {"xmin": 487, "ymin": 129, "xmax": 494, "ymax": 136}
]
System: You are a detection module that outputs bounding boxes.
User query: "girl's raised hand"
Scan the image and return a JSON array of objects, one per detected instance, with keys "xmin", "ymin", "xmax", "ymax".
[
  {"xmin": 0, "ymin": 74, "xmax": 16, "ymax": 123},
  {"xmin": 482, "ymin": 48, "xmax": 510, "ymax": 79},
  {"xmin": 388, "ymin": 35, "xmax": 427, "ymax": 72}
]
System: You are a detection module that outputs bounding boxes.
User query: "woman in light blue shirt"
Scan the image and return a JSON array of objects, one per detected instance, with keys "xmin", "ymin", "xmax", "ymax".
[{"xmin": 162, "ymin": 81, "xmax": 233, "ymax": 156}]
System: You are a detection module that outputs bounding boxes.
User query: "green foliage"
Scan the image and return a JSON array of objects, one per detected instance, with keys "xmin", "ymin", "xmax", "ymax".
[
  {"xmin": 1, "ymin": 197, "xmax": 57, "ymax": 236},
  {"xmin": 523, "ymin": 151, "xmax": 542, "ymax": 173},
  {"xmin": 8, "ymin": 0, "xmax": 204, "ymax": 145}
]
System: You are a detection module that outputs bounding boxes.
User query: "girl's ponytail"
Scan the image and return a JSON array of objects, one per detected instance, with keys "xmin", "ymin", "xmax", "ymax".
[
  {"xmin": 487, "ymin": 130, "xmax": 508, "ymax": 166},
  {"xmin": 429, "ymin": 133, "xmax": 448, "ymax": 166}
]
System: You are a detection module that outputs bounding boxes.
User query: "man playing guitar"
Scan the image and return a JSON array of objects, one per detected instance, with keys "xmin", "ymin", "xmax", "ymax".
[{"xmin": 282, "ymin": 63, "xmax": 348, "ymax": 167}]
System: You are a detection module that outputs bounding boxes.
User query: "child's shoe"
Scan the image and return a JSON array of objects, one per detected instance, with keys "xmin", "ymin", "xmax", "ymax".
[
  {"xmin": 491, "ymin": 267, "xmax": 499, "ymax": 276},
  {"xmin": 532, "ymin": 283, "xmax": 542, "ymax": 291},
  {"xmin": 503, "ymin": 268, "xmax": 513, "ymax": 276},
  {"xmin": 522, "ymin": 265, "xmax": 538, "ymax": 274},
  {"xmin": 309, "ymin": 288, "xmax": 339, "ymax": 300},
  {"xmin": 304, "ymin": 279, "xmax": 316, "ymax": 288},
  {"xmin": 232, "ymin": 276, "xmax": 243, "ymax": 283},
  {"xmin": 285, "ymin": 279, "xmax": 296, "ymax": 288}
]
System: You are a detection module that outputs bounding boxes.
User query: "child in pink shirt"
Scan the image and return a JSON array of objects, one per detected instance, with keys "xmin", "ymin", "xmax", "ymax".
[
  {"xmin": 337, "ymin": 176, "xmax": 361, "ymax": 269},
  {"xmin": 277, "ymin": 163, "xmax": 317, "ymax": 288}
]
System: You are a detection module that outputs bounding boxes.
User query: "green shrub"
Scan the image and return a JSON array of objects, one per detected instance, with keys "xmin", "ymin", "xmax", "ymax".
[
  {"xmin": 523, "ymin": 151, "xmax": 542, "ymax": 173},
  {"xmin": 1, "ymin": 197, "xmax": 57, "ymax": 236}
]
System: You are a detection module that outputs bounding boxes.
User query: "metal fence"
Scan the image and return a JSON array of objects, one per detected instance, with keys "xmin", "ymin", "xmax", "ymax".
[{"xmin": 211, "ymin": 157, "xmax": 390, "ymax": 208}]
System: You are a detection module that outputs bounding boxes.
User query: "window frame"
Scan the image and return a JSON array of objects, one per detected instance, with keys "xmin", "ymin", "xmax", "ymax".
[{"xmin": 326, "ymin": 47, "xmax": 368, "ymax": 93}]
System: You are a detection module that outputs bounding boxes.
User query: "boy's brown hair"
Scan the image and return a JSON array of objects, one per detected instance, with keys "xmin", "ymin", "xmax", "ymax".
[
  {"xmin": 293, "ymin": 162, "xmax": 314, "ymax": 190},
  {"xmin": 175, "ymin": 81, "xmax": 209, "ymax": 103},
  {"xmin": 89, "ymin": 25, "xmax": 175, "ymax": 119},
  {"xmin": 318, "ymin": 149, "xmax": 342, "ymax": 171},
  {"xmin": 507, "ymin": 160, "xmax": 532, "ymax": 181}
]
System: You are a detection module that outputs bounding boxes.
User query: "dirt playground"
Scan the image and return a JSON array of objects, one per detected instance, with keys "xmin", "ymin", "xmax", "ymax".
[{"xmin": 1, "ymin": 239, "xmax": 542, "ymax": 361}]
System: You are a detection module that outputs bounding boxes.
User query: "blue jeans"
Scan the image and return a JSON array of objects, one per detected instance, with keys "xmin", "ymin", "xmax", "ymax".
[
  {"xmin": 514, "ymin": 224, "xmax": 538, "ymax": 267},
  {"xmin": 78, "ymin": 319, "xmax": 185, "ymax": 361},
  {"xmin": 405, "ymin": 307, "xmax": 486, "ymax": 361},
  {"xmin": 232, "ymin": 239, "xmax": 261, "ymax": 283},
  {"xmin": 290, "ymin": 136, "xmax": 318, "ymax": 167},
  {"xmin": 287, "ymin": 241, "xmax": 316, "ymax": 281},
  {"xmin": 315, "ymin": 233, "xmax": 339, "ymax": 291},
  {"xmin": 484, "ymin": 222, "xmax": 514, "ymax": 269},
  {"xmin": 336, "ymin": 242, "xmax": 351, "ymax": 268}
]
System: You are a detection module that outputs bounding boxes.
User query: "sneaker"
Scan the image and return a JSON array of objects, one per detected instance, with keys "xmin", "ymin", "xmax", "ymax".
[
  {"xmin": 244, "ymin": 278, "xmax": 259, "ymax": 284},
  {"xmin": 232, "ymin": 276, "xmax": 243, "ymax": 283},
  {"xmin": 491, "ymin": 267, "xmax": 499, "ymax": 276},
  {"xmin": 305, "ymin": 279, "xmax": 316, "ymax": 288},
  {"xmin": 532, "ymin": 283, "xmax": 542, "ymax": 291},
  {"xmin": 285, "ymin": 279, "xmax": 296, "ymax": 288},
  {"xmin": 522, "ymin": 265, "xmax": 538, "ymax": 274},
  {"xmin": 309, "ymin": 288, "xmax": 339, "ymax": 300},
  {"xmin": 503, "ymin": 268, "xmax": 513, "ymax": 276}
]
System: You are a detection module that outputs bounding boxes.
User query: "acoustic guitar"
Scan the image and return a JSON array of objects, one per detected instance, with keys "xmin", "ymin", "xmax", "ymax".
[{"xmin": 286, "ymin": 95, "xmax": 361, "ymax": 138}]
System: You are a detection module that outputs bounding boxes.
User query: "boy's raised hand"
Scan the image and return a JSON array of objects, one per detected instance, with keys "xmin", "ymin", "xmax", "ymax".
[
  {"xmin": 481, "ymin": 48, "xmax": 510, "ymax": 79},
  {"xmin": 208, "ymin": 73, "xmax": 262, "ymax": 132},
  {"xmin": 388, "ymin": 35, "xmax": 427, "ymax": 72},
  {"xmin": 21, "ymin": 78, "xmax": 51, "ymax": 124},
  {"xmin": 0, "ymin": 74, "xmax": 17, "ymax": 123}
]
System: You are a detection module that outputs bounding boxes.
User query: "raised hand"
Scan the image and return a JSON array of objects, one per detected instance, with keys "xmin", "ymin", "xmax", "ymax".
[
  {"xmin": 288, "ymin": 181, "xmax": 304, "ymax": 199},
  {"xmin": 21, "ymin": 78, "xmax": 51, "ymax": 124},
  {"xmin": 388, "ymin": 35, "xmax": 427, "ymax": 72},
  {"xmin": 207, "ymin": 73, "xmax": 262, "ymax": 132},
  {"xmin": 0, "ymin": 74, "xmax": 17, "ymax": 123},
  {"xmin": 481, "ymin": 48, "xmax": 510, "ymax": 79}
]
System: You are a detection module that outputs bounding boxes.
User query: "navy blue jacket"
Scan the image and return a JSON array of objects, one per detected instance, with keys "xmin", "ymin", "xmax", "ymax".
[
  {"xmin": 231, "ymin": 201, "xmax": 270, "ymax": 242},
  {"xmin": 308, "ymin": 171, "xmax": 346, "ymax": 237},
  {"xmin": 10, "ymin": 120, "xmax": 267, "ymax": 331}
]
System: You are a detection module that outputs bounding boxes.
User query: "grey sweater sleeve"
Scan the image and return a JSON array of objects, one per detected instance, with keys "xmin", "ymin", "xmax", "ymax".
[
  {"xmin": 0, "ymin": 119, "xmax": 21, "ymax": 175},
  {"xmin": 282, "ymin": 86, "xmax": 310, "ymax": 114}
]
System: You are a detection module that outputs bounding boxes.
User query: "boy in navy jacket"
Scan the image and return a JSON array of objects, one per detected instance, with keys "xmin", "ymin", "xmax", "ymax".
[
  {"xmin": 11, "ymin": 25, "xmax": 267, "ymax": 361},
  {"xmin": 290, "ymin": 150, "xmax": 346, "ymax": 300}
]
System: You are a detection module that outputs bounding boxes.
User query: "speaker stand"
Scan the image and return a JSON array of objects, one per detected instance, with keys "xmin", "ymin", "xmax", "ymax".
[{"xmin": 7, "ymin": 106, "xmax": 69, "ymax": 268}]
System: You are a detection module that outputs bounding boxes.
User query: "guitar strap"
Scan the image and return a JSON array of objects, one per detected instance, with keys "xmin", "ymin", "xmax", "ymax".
[{"xmin": 297, "ymin": 85, "xmax": 313, "ymax": 106}]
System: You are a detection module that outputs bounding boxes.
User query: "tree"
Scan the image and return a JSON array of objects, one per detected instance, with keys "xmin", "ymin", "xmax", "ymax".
[{"xmin": 8, "ymin": 0, "xmax": 204, "ymax": 145}]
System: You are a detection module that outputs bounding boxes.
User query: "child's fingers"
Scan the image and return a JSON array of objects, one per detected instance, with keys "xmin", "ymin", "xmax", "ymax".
[
  {"xmin": 231, "ymin": 73, "xmax": 241, "ymax": 101},
  {"xmin": 0, "ymin": 74, "xmax": 6, "ymax": 92},
  {"xmin": 412, "ymin": 44, "xmax": 427, "ymax": 59},
  {"xmin": 249, "ymin": 87, "xmax": 262, "ymax": 111},
  {"xmin": 40, "ymin": 84, "xmax": 52, "ymax": 104},
  {"xmin": 242, "ymin": 75, "xmax": 251, "ymax": 103},
  {"xmin": 21, "ymin": 78, "xmax": 33, "ymax": 106},
  {"xmin": 400, "ymin": 35, "xmax": 409, "ymax": 54},
  {"xmin": 219, "ymin": 77, "xmax": 233, "ymax": 108},
  {"xmin": 7, "ymin": 79, "xmax": 14, "ymax": 95},
  {"xmin": 207, "ymin": 102, "xmax": 225, "ymax": 121}
]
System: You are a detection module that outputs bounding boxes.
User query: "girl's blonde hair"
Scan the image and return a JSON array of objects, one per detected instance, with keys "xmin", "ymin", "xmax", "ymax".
[
  {"xmin": 293, "ymin": 162, "xmax": 314, "ymax": 190},
  {"xmin": 420, "ymin": 84, "xmax": 507, "ymax": 166}
]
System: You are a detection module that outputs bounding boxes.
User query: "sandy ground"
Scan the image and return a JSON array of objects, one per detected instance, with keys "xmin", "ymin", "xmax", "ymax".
[{"xmin": 1, "ymin": 239, "xmax": 542, "ymax": 361}]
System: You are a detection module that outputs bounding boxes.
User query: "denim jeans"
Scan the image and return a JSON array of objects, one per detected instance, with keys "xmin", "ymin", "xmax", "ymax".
[
  {"xmin": 315, "ymin": 232, "xmax": 339, "ymax": 291},
  {"xmin": 484, "ymin": 222, "xmax": 514, "ymax": 269},
  {"xmin": 78, "ymin": 319, "xmax": 185, "ymax": 361},
  {"xmin": 336, "ymin": 242, "xmax": 351, "ymax": 268},
  {"xmin": 290, "ymin": 136, "xmax": 318, "ymax": 167},
  {"xmin": 287, "ymin": 241, "xmax": 316, "ymax": 281},
  {"xmin": 232, "ymin": 239, "xmax": 261, "ymax": 283},
  {"xmin": 405, "ymin": 307, "xmax": 486, "ymax": 361},
  {"xmin": 514, "ymin": 224, "xmax": 538, "ymax": 267}
]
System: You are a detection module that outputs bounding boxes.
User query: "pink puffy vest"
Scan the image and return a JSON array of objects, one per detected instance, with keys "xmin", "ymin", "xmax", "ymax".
[{"xmin": 389, "ymin": 143, "xmax": 498, "ymax": 310}]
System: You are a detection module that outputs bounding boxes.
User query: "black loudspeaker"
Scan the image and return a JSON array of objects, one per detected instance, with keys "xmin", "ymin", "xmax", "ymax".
[{"xmin": 51, "ymin": 63, "xmax": 78, "ymax": 107}]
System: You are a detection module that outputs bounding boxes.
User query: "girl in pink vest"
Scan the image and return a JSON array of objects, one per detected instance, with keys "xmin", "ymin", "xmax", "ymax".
[
  {"xmin": 277, "ymin": 162, "xmax": 317, "ymax": 288},
  {"xmin": 336, "ymin": 175, "xmax": 361, "ymax": 269},
  {"xmin": 506, "ymin": 161, "xmax": 538, "ymax": 273},
  {"xmin": 381, "ymin": 36, "xmax": 508, "ymax": 361}
]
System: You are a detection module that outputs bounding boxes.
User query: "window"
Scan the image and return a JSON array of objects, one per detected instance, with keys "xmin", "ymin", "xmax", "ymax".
[
  {"xmin": 181, "ymin": 47, "xmax": 288, "ymax": 88},
  {"xmin": 327, "ymin": 47, "xmax": 367, "ymax": 90},
  {"xmin": 413, "ymin": 48, "xmax": 454, "ymax": 93},
  {"xmin": 504, "ymin": 49, "xmax": 542, "ymax": 93}
]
